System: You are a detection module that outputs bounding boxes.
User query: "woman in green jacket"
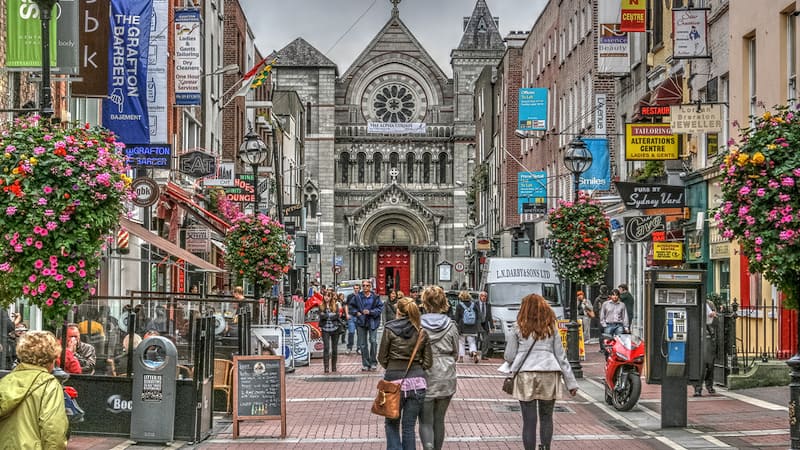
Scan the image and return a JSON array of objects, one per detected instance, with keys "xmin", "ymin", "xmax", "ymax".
[{"xmin": 0, "ymin": 330, "xmax": 68, "ymax": 449}]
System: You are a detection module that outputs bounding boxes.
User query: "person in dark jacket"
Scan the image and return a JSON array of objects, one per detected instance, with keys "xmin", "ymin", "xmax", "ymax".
[
  {"xmin": 350, "ymin": 280, "xmax": 383, "ymax": 371},
  {"xmin": 383, "ymin": 290, "xmax": 399, "ymax": 324},
  {"xmin": 476, "ymin": 290, "xmax": 493, "ymax": 360},
  {"xmin": 345, "ymin": 284, "xmax": 361, "ymax": 354},
  {"xmin": 593, "ymin": 285, "xmax": 609, "ymax": 348},
  {"xmin": 378, "ymin": 297, "xmax": 433, "ymax": 450},
  {"xmin": 318, "ymin": 291, "xmax": 345, "ymax": 373},
  {"xmin": 419, "ymin": 286, "xmax": 459, "ymax": 450},
  {"xmin": 454, "ymin": 291, "xmax": 480, "ymax": 363},
  {"xmin": 618, "ymin": 283, "xmax": 635, "ymax": 326}
]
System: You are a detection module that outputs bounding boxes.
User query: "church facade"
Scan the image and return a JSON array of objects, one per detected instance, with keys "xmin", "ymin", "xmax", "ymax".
[{"xmin": 270, "ymin": 0, "xmax": 505, "ymax": 294}]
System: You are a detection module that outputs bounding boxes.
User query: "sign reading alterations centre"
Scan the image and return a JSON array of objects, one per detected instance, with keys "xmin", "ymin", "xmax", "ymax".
[{"xmin": 625, "ymin": 123, "xmax": 679, "ymax": 160}]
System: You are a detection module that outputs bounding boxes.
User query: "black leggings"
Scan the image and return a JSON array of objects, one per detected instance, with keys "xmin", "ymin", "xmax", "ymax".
[{"xmin": 520, "ymin": 399, "xmax": 555, "ymax": 449}]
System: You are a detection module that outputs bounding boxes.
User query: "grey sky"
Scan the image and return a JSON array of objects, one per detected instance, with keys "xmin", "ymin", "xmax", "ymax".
[{"xmin": 239, "ymin": 0, "xmax": 547, "ymax": 76}]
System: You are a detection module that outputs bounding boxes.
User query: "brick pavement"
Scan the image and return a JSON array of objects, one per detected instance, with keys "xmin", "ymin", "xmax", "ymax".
[{"xmin": 68, "ymin": 341, "xmax": 791, "ymax": 449}]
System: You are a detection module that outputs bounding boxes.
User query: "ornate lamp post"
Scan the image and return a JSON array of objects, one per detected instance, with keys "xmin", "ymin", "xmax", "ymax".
[
  {"xmin": 238, "ymin": 127, "xmax": 270, "ymax": 302},
  {"xmin": 562, "ymin": 136, "xmax": 593, "ymax": 378},
  {"xmin": 35, "ymin": 0, "xmax": 58, "ymax": 118}
]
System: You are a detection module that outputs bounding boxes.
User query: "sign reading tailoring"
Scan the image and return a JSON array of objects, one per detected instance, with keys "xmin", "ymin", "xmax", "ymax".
[
  {"xmin": 625, "ymin": 123, "xmax": 678, "ymax": 160},
  {"xmin": 518, "ymin": 88, "xmax": 548, "ymax": 131}
]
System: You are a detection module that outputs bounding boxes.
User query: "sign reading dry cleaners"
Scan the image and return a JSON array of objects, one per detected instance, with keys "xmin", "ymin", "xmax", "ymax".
[{"xmin": 616, "ymin": 182, "xmax": 685, "ymax": 209}]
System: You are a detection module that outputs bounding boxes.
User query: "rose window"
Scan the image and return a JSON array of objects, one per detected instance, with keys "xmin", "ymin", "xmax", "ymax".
[{"xmin": 372, "ymin": 84, "xmax": 416, "ymax": 123}]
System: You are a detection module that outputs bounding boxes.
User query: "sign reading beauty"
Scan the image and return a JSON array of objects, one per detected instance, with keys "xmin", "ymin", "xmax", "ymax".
[
  {"xmin": 624, "ymin": 215, "xmax": 666, "ymax": 242},
  {"xmin": 625, "ymin": 123, "xmax": 679, "ymax": 160},
  {"xmin": 616, "ymin": 182, "xmax": 685, "ymax": 209}
]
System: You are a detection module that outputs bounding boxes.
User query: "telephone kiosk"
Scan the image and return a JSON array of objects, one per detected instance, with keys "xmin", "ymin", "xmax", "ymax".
[{"xmin": 644, "ymin": 269, "xmax": 705, "ymax": 428}]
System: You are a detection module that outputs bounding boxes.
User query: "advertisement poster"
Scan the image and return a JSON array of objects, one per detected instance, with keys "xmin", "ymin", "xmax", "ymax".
[
  {"xmin": 673, "ymin": 8, "xmax": 709, "ymax": 59},
  {"xmin": 72, "ymin": 0, "xmax": 110, "ymax": 96},
  {"xmin": 597, "ymin": 0, "xmax": 630, "ymax": 73},
  {"xmin": 147, "ymin": 0, "xmax": 168, "ymax": 144},
  {"xmin": 625, "ymin": 123, "xmax": 679, "ymax": 160},
  {"xmin": 518, "ymin": 88, "xmax": 548, "ymax": 131},
  {"xmin": 103, "ymin": 0, "xmax": 153, "ymax": 145},
  {"xmin": 5, "ymin": 0, "xmax": 58, "ymax": 67},
  {"xmin": 517, "ymin": 171, "xmax": 547, "ymax": 214},
  {"xmin": 174, "ymin": 8, "xmax": 202, "ymax": 105},
  {"xmin": 54, "ymin": 0, "xmax": 79, "ymax": 75},
  {"xmin": 580, "ymin": 138, "xmax": 611, "ymax": 190},
  {"xmin": 620, "ymin": 0, "xmax": 647, "ymax": 33}
]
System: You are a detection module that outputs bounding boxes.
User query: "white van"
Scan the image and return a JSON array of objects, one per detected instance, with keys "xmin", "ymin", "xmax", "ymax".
[{"xmin": 482, "ymin": 258, "xmax": 563, "ymax": 352}]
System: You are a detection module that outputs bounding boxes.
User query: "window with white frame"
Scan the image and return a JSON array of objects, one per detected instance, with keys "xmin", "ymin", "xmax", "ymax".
[
  {"xmin": 182, "ymin": 112, "xmax": 200, "ymax": 150},
  {"xmin": 788, "ymin": 13, "xmax": 797, "ymax": 102},
  {"xmin": 748, "ymin": 37, "xmax": 757, "ymax": 127}
]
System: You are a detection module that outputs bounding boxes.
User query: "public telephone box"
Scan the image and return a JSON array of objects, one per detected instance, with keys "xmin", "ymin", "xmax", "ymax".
[{"xmin": 644, "ymin": 268, "xmax": 705, "ymax": 427}]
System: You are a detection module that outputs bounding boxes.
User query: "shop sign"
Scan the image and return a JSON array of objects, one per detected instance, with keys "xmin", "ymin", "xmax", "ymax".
[
  {"xmin": 624, "ymin": 215, "xmax": 665, "ymax": 242},
  {"xmin": 179, "ymin": 150, "xmax": 216, "ymax": 177},
  {"xmin": 131, "ymin": 177, "xmax": 160, "ymax": 208},
  {"xmin": 653, "ymin": 242, "xmax": 683, "ymax": 261},
  {"xmin": 670, "ymin": 104, "xmax": 722, "ymax": 134},
  {"xmin": 620, "ymin": 0, "xmax": 647, "ymax": 32},
  {"xmin": 640, "ymin": 105, "xmax": 671, "ymax": 117},
  {"xmin": 186, "ymin": 227, "xmax": 210, "ymax": 253},
  {"xmin": 616, "ymin": 182, "xmax": 685, "ymax": 209},
  {"xmin": 625, "ymin": 123, "xmax": 679, "ymax": 160},
  {"xmin": 475, "ymin": 238, "xmax": 492, "ymax": 251},
  {"xmin": 710, "ymin": 242, "xmax": 730, "ymax": 259}
]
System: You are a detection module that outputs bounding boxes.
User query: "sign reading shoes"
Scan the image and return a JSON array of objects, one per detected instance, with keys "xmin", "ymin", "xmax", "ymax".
[{"xmin": 624, "ymin": 215, "xmax": 666, "ymax": 242}]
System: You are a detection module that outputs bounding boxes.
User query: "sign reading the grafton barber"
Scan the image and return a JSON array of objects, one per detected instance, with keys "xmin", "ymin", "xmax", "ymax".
[
  {"xmin": 624, "ymin": 215, "xmax": 666, "ymax": 242},
  {"xmin": 616, "ymin": 182, "xmax": 685, "ymax": 209}
]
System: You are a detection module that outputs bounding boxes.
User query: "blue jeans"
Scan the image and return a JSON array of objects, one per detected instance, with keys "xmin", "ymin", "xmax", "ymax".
[
  {"xmin": 347, "ymin": 317, "xmax": 356, "ymax": 350},
  {"xmin": 385, "ymin": 389, "xmax": 426, "ymax": 450},
  {"xmin": 604, "ymin": 323, "xmax": 624, "ymax": 336},
  {"xmin": 357, "ymin": 326, "xmax": 378, "ymax": 368}
]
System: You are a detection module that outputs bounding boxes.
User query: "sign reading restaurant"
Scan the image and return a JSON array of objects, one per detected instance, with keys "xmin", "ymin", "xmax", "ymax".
[{"xmin": 625, "ymin": 123, "xmax": 679, "ymax": 160}]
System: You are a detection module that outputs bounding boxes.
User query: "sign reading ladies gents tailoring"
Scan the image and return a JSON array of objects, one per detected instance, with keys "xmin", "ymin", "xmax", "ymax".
[
  {"xmin": 616, "ymin": 182, "xmax": 685, "ymax": 209},
  {"xmin": 625, "ymin": 123, "xmax": 679, "ymax": 160}
]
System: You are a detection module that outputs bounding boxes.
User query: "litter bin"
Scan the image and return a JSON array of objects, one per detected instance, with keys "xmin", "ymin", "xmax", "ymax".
[{"xmin": 130, "ymin": 336, "xmax": 178, "ymax": 443}]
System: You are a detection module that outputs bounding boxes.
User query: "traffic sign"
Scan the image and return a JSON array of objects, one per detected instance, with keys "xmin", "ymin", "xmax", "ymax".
[
  {"xmin": 333, "ymin": 266, "xmax": 342, "ymax": 274},
  {"xmin": 454, "ymin": 261, "xmax": 465, "ymax": 272}
]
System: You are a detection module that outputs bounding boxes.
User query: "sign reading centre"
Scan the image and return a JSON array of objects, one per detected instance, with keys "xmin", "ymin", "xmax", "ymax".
[
  {"xmin": 625, "ymin": 123, "xmax": 679, "ymax": 160},
  {"xmin": 518, "ymin": 88, "xmax": 548, "ymax": 131}
]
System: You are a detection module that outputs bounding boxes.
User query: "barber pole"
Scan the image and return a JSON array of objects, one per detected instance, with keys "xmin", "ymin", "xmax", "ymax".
[{"xmin": 117, "ymin": 228, "xmax": 130, "ymax": 254}]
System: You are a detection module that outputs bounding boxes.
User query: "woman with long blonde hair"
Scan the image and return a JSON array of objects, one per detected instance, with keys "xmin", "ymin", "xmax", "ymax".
[
  {"xmin": 504, "ymin": 294, "xmax": 578, "ymax": 450},
  {"xmin": 318, "ymin": 290, "xmax": 344, "ymax": 373},
  {"xmin": 378, "ymin": 297, "xmax": 433, "ymax": 450}
]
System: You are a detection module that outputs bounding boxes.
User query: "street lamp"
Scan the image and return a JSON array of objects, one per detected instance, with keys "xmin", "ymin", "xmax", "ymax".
[
  {"xmin": 35, "ymin": 0, "xmax": 58, "ymax": 118},
  {"xmin": 562, "ymin": 136, "xmax": 593, "ymax": 379},
  {"xmin": 239, "ymin": 126, "xmax": 271, "ymax": 213}
]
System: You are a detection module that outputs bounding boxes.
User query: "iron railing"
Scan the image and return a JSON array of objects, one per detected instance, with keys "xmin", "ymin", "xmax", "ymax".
[{"xmin": 731, "ymin": 299, "xmax": 797, "ymax": 371}]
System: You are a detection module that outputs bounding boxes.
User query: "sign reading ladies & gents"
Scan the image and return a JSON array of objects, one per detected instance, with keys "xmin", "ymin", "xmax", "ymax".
[
  {"xmin": 616, "ymin": 182, "xmax": 685, "ymax": 209},
  {"xmin": 232, "ymin": 355, "xmax": 286, "ymax": 439}
]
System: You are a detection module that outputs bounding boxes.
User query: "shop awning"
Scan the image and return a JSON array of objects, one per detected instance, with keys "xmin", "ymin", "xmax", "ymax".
[
  {"xmin": 650, "ymin": 75, "xmax": 683, "ymax": 106},
  {"xmin": 164, "ymin": 182, "xmax": 231, "ymax": 236},
  {"xmin": 120, "ymin": 217, "xmax": 224, "ymax": 273}
]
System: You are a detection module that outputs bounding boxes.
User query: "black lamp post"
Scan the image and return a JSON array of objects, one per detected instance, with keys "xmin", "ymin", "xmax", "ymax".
[
  {"xmin": 239, "ymin": 127, "xmax": 270, "ymax": 305},
  {"xmin": 562, "ymin": 136, "xmax": 593, "ymax": 378},
  {"xmin": 35, "ymin": 0, "xmax": 58, "ymax": 118}
]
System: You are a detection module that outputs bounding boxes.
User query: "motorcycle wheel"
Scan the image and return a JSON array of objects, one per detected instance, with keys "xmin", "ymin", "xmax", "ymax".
[
  {"xmin": 604, "ymin": 386, "xmax": 613, "ymax": 405},
  {"xmin": 612, "ymin": 372, "xmax": 641, "ymax": 411}
]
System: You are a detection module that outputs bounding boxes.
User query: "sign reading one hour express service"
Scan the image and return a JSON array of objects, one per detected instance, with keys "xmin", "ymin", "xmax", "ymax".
[{"xmin": 625, "ymin": 123, "xmax": 679, "ymax": 160}]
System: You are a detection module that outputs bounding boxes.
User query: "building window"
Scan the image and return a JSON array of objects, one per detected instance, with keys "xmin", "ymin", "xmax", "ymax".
[
  {"xmin": 406, "ymin": 152, "xmax": 415, "ymax": 183},
  {"xmin": 357, "ymin": 152, "xmax": 366, "ymax": 183},
  {"xmin": 748, "ymin": 37, "xmax": 757, "ymax": 127},
  {"xmin": 422, "ymin": 152, "xmax": 431, "ymax": 183},
  {"xmin": 651, "ymin": 0, "xmax": 663, "ymax": 49},
  {"xmin": 339, "ymin": 152, "xmax": 349, "ymax": 183},
  {"xmin": 789, "ymin": 14, "xmax": 797, "ymax": 102},
  {"xmin": 390, "ymin": 152, "xmax": 399, "ymax": 169},
  {"xmin": 372, "ymin": 84, "xmax": 416, "ymax": 123},
  {"xmin": 374, "ymin": 152, "xmax": 383, "ymax": 183},
  {"xmin": 438, "ymin": 152, "xmax": 448, "ymax": 184}
]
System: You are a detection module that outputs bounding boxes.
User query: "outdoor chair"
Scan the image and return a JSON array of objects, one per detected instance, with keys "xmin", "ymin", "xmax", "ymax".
[{"xmin": 213, "ymin": 358, "xmax": 233, "ymax": 413}]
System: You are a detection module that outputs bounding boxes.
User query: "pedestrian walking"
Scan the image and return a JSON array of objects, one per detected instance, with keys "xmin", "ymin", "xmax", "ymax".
[
  {"xmin": 419, "ymin": 286, "xmax": 459, "ymax": 450},
  {"xmin": 345, "ymin": 284, "xmax": 361, "ymax": 354},
  {"xmin": 0, "ymin": 330, "xmax": 69, "ymax": 449},
  {"xmin": 504, "ymin": 294, "xmax": 578, "ymax": 450},
  {"xmin": 618, "ymin": 283, "xmax": 635, "ymax": 327},
  {"xmin": 378, "ymin": 297, "xmax": 433, "ymax": 450},
  {"xmin": 476, "ymin": 291, "xmax": 493, "ymax": 359},
  {"xmin": 383, "ymin": 290, "xmax": 399, "ymax": 324},
  {"xmin": 593, "ymin": 285, "xmax": 609, "ymax": 349},
  {"xmin": 350, "ymin": 279, "xmax": 383, "ymax": 371},
  {"xmin": 694, "ymin": 300, "xmax": 718, "ymax": 397},
  {"xmin": 338, "ymin": 293, "xmax": 348, "ymax": 345},
  {"xmin": 318, "ymin": 291, "xmax": 345, "ymax": 373},
  {"xmin": 454, "ymin": 291, "xmax": 480, "ymax": 363}
]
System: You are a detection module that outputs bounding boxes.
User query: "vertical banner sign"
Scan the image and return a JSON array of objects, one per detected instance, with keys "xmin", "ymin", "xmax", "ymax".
[
  {"xmin": 517, "ymin": 171, "xmax": 547, "ymax": 214},
  {"xmin": 72, "ymin": 0, "xmax": 110, "ymax": 97},
  {"xmin": 174, "ymin": 9, "xmax": 202, "ymax": 106},
  {"xmin": 55, "ymin": 0, "xmax": 80, "ymax": 75},
  {"xmin": 518, "ymin": 88, "xmax": 548, "ymax": 131},
  {"xmin": 103, "ymin": 0, "xmax": 153, "ymax": 145},
  {"xmin": 147, "ymin": 0, "xmax": 168, "ymax": 144},
  {"xmin": 595, "ymin": 94, "xmax": 607, "ymax": 136},
  {"xmin": 673, "ymin": 9, "xmax": 709, "ymax": 59},
  {"xmin": 580, "ymin": 138, "xmax": 611, "ymax": 190},
  {"xmin": 597, "ymin": 0, "xmax": 630, "ymax": 73},
  {"xmin": 620, "ymin": 0, "xmax": 646, "ymax": 33},
  {"xmin": 5, "ymin": 0, "xmax": 58, "ymax": 67}
]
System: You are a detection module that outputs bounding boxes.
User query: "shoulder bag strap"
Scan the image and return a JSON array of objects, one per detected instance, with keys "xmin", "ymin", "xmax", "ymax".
[
  {"xmin": 510, "ymin": 337, "xmax": 537, "ymax": 380},
  {"xmin": 402, "ymin": 329, "xmax": 426, "ymax": 378}
]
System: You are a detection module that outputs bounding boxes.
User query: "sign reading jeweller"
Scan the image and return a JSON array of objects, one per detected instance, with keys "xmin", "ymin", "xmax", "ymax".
[
  {"xmin": 179, "ymin": 150, "xmax": 216, "ymax": 177},
  {"xmin": 131, "ymin": 177, "xmax": 160, "ymax": 208}
]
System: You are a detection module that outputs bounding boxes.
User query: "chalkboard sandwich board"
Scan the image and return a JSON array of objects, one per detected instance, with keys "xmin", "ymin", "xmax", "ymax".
[{"xmin": 232, "ymin": 355, "xmax": 286, "ymax": 439}]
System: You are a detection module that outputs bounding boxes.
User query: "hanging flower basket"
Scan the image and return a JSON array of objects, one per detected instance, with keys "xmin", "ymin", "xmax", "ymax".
[
  {"xmin": 716, "ymin": 106, "xmax": 800, "ymax": 308},
  {"xmin": 224, "ymin": 213, "xmax": 292, "ymax": 294},
  {"xmin": 0, "ymin": 116, "xmax": 133, "ymax": 322},
  {"xmin": 547, "ymin": 192, "xmax": 611, "ymax": 285}
]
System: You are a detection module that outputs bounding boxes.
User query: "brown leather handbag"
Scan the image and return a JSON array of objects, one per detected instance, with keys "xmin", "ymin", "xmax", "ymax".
[{"xmin": 371, "ymin": 330, "xmax": 426, "ymax": 419}]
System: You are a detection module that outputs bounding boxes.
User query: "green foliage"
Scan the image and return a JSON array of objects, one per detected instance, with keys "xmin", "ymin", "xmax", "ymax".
[
  {"xmin": 716, "ymin": 106, "xmax": 800, "ymax": 309},
  {"xmin": 224, "ymin": 213, "xmax": 292, "ymax": 294},
  {"xmin": 547, "ymin": 192, "xmax": 611, "ymax": 285}
]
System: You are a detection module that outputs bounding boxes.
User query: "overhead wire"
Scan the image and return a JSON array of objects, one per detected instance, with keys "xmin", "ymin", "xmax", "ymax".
[{"xmin": 326, "ymin": 0, "xmax": 380, "ymax": 56}]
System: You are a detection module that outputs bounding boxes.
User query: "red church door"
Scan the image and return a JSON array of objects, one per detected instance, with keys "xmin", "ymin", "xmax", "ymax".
[{"xmin": 377, "ymin": 247, "xmax": 410, "ymax": 296}]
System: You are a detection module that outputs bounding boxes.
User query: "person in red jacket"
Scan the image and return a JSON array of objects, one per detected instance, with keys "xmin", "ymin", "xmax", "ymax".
[{"xmin": 56, "ymin": 348, "xmax": 81, "ymax": 374}]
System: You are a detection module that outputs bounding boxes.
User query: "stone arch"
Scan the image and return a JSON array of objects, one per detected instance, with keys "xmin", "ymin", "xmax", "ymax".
[{"xmin": 358, "ymin": 209, "xmax": 431, "ymax": 247}]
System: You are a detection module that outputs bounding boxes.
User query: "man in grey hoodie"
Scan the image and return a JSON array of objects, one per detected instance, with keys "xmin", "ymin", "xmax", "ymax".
[{"xmin": 419, "ymin": 286, "xmax": 460, "ymax": 450}]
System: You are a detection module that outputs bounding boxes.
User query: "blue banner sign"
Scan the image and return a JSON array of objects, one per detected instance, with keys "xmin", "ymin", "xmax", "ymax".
[
  {"xmin": 103, "ymin": 0, "xmax": 153, "ymax": 145},
  {"xmin": 518, "ymin": 88, "xmax": 548, "ymax": 131},
  {"xmin": 125, "ymin": 144, "xmax": 172, "ymax": 168},
  {"xmin": 580, "ymin": 138, "xmax": 611, "ymax": 190},
  {"xmin": 518, "ymin": 171, "xmax": 547, "ymax": 214}
]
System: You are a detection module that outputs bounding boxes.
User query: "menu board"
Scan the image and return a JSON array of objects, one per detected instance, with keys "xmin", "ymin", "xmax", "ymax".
[{"xmin": 232, "ymin": 355, "xmax": 286, "ymax": 439}]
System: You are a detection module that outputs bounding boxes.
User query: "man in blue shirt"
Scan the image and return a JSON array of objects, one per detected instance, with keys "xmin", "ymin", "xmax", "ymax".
[{"xmin": 349, "ymin": 279, "xmax": 383, "ymax": 371}]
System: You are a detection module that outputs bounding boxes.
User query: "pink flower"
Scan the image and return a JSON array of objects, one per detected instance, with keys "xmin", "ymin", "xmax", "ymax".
[
  {"xmin": 28, "ymin": 274, "xmax": 36, "ymax": 283},
  {"xmin": 34, "ymin": 241, "xmax": 43, "ymax": 249},
  {"xmin": 34, "ymin": 260, "xmax": 44, "ymax": 269},
  {"xmin": 54, "ymin": 274, "xmax": 63, "ymax": 281},
  {"xmin": 5, "ymin": 206, "xmax": 16, "ymax": 215},
  {"xmin": 782, "ymin": 177, "xmax": 795, "ymax": 187},
  {"xmin": 739, "ymin": 186, "xmax": 751, "ymax": 196},
  {"xmin": 65, "ymin": 280, "xmax": 74, "ymax": 288},
  {"xmin": 52, "ymin": 291, "xmax": 60, "ymax": 298},
  {"xmin": 43, "ymin": 186, "xmax": 53, "ymax": 194},
  {"xmin": 45, "ymin": 299, "xmax": 54, "ymax": 306},
  {"xmin": 25, "ymin": 237, "xmax": 33, "ymax": 246},
  {"xmin": 67, "ymin": 265, "xmax": 76, "ymax": 273},
  {"xmin": 37, "ymin": 197, "xmax": 48, "ymax": 206},
  {"xmin": 78, "ymin": 260, "xmax": 85, "ymax": 268},
  {"xmin": 756, "ymin": 188, "xmax": 766, "ymax": 197},
  {"xmin": 59, "ymin": 214, "xmax": 70, "ymax": 223},
  {"xmin": 45, "ymin": 221, "xmax": 57, "ymax": 231},
  {"xmin": 78, "ymin": 269, "xmax": 86, "ymax": 278},
  {"xmin": 37, "ymin": 283, "xmax": 46, "ymax": 293}
]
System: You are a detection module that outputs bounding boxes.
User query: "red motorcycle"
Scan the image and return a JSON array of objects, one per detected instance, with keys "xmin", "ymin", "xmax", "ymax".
[{"xmin": 602, "ymin": 332, "xmax": 645, "ymax": 411}]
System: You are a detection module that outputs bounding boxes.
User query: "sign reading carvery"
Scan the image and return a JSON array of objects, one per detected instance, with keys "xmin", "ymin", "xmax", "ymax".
[{"xmin": 625, "ymin": 123, "xmax": 679, "ymax": 160}]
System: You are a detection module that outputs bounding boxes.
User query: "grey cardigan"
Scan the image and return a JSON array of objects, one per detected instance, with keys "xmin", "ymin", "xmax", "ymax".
[
  {"xmin": 421, "ymin": 313, "xmax": 460, "ymax": 398},
  {"xmin": 503, "ymin": 328, "xmax": 579, "ymax": 391}
]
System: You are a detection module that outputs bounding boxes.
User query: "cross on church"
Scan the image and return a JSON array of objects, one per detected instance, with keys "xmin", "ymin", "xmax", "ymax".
[
  {"xmin": 391, "ymin": 0, "xmax": 401, "ymax": 15},
  {"xmin": 389, "ymin": 167, "xmax": 399, "ymax": 183}
]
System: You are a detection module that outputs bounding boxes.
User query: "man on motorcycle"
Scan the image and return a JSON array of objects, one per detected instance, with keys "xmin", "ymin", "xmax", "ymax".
[{"xmin": 599, "ymin": 289, "xmax": 629, "ymax": 338}]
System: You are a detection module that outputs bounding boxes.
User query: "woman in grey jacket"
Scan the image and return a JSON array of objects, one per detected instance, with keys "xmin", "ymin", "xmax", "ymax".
[
  {"xmin": 419, "ymin": 286, "xmax": 460, "ymax": 450},
  {"xmin": 504, "ymin": 294, "xmax": 578, "ymax": 450}
]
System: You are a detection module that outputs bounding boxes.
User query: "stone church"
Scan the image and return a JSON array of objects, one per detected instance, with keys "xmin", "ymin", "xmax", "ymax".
[{"xmin": 270, "ymin": 0, "xmax": 505, "ymax": 294}]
